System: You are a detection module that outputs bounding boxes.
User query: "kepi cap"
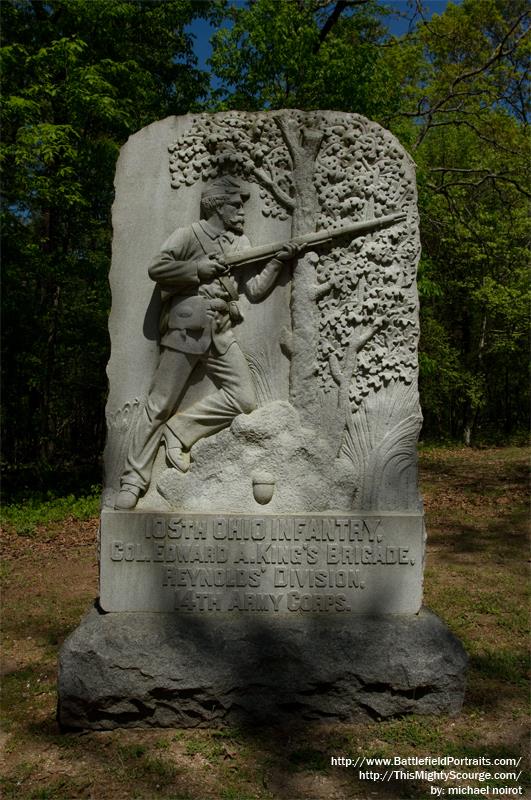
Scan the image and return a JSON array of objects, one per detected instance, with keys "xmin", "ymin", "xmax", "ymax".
[{"xmin": 201, "ymin": 175, "xmax": 250, "ymax": 202}]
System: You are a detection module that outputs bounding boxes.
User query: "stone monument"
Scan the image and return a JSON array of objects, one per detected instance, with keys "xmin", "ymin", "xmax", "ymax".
[{"xmin": 58, "ymin": 110, "xmax": 467, "ymax": 729}]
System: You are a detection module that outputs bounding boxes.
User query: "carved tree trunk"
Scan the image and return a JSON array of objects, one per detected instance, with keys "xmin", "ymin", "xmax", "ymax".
[{"xmin": 276, "ymin": 116, "xmax": 323, "ymax": 427}]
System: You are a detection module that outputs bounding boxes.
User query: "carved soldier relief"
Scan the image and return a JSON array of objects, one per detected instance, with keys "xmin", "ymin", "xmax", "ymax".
[
  {"xmin": 105, "ymin": 110, "xmax": 421, "ymax": 515},
  {"xmin": 59, "ymin": 112, "xmax": 467, "ymax": 729}
]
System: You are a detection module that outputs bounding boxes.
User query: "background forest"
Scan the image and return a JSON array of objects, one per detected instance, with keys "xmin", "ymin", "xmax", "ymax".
[{"xmin": 1, "ymin": 0, "xmax": 529, "ymax": 499}]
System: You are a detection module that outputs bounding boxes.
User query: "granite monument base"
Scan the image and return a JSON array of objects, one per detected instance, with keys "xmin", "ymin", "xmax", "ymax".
[{"xmin": 57, "ymin": 605, "xmax": 467, "ymax": 730}]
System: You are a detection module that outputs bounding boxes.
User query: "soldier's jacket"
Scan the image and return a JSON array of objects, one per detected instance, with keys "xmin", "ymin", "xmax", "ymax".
[{"xmin": 148, "ymin": 220, "xmax": 282, "ymax": 355}]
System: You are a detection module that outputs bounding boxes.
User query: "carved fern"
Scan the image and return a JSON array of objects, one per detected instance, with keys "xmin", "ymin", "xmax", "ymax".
[
  {"xmin": 104, "ymin": 398, "xmax": 143, "ymax": 490},
  {"xmin": 341, "ymin": 380, "xmax": 422, "ymax": 510}
]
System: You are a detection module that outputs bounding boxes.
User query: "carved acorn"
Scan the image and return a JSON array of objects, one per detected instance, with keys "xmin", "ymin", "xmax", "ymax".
[{"xmin": 252, "ymin": 471, "xmax": 275, "ymax": 505}]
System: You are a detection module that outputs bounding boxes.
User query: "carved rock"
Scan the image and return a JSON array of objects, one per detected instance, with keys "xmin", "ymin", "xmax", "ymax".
[
  {"xmin": 58, "ymin": 606, "xmax": 467, "ymax": 730},
  {"xmin": 150, "ymin": 401, "xmax": 358, "ymax": 514}
]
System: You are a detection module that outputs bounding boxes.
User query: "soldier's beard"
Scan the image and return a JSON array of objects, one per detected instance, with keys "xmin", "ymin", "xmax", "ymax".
[{"xmin": 227, "ymin": 218, "xmax": 244, "ymax": 235}]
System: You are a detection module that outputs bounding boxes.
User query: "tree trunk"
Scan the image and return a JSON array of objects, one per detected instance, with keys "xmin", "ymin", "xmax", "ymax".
[{"xmin": 276, "ymin": 116, "xmax": 323, "ymax": 427}]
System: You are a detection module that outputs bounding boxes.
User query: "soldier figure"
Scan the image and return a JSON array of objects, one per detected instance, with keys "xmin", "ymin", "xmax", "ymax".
[{"xmin": 115, "ymin": 176, "xmax": 296, "ymax": 510}]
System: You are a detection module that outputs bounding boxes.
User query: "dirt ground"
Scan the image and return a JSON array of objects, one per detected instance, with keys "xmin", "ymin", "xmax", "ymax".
[{"xmin": 1, "ymin": 446, "xmax": 529, "ymax": 800}]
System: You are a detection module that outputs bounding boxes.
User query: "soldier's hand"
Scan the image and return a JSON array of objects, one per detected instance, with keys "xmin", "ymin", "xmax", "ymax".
[
  {"xmin": 274, "ymin": 242, "xmax": 301, "ymax": 263},
  {"xmin": 197, "ymin": 254, "xmax": 227, "ymax": 280}
]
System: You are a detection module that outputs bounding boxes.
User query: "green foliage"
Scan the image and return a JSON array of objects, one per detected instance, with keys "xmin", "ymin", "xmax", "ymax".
[
  {"xmin": 407, "ymin": 1, "xmax": 530, "ymax": 440},
  {"xmin": 209, "ymin": 0, "xmax": 398, "ymax": 116},
  {"xmin": 1, "ymin": 0, "xmax": 212, "ymax": 491},
  {"xmin": 1, "ymin": 487, "xmax": 100, "ymax": 535}
]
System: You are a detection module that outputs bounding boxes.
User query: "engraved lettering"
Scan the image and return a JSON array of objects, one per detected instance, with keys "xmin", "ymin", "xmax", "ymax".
[
  {"xmin": 167, "ymin": 518, "xmax": 181, "ymax": 538},
  {"xmin": 164, "ymin": 567, "xmax": 261, "ymax": 588},
  {"xmin": 105, "ymin": 513, "xmax": 421, "ymax": 614},
  {"xmin": 363, "ymin": 518, "xmax": 381, "ymax": 542},
  {"xmin": 271, "ymin": 518, "xmax": 294, "ymax": 541},
  {"xmin": 111, "ymin": 541, "xmax": 123, "ymax": 561},
  {"xmin": 166, "ymin": 544, "xmax": 176, "ymax": 562},
  {"xmin": 287, "ymin": 592, "xmax": 349, "ymax": 612},
  {"xmin": 152, "ymin": 518, "xmax": 166, "ymax": 539},
  {"xmin": 213, "ymin": 518, "xmax": 227, "ymax": 539},
  {"xmin": 227, "ymin": 591, "xmax": 244, "ymax": 610},
  {"xmin": 274, "ymin": 567, "xmax": 288, "ymax": 587},
  {"xmin": 207, "ymin": 594, "xmax": 222, "ymax": 611},
  {"xmin": 153, "ymin": 542, "xmax": 165, "ymax": 562},
  {"xmin": 306, "ymin": 544, "xmax": 319, "ymax": 564},
  {"xmin": 349, "ymin": 520, "xmax": 363, "ymax": 541}
]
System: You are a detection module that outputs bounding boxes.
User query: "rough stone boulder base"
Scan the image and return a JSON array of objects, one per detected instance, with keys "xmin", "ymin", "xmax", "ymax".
[{"xmin": 58, "ymin": 607, "xmax": 467, "ymax": 730}]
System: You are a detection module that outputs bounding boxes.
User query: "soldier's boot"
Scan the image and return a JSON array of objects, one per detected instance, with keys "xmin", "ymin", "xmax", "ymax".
[
  {"xmin": 115, "ymin": 484, "xmax": 141, "ymax": 510},
  {"xmin": 163, "ymin": 430, "xmax": 190, "ymax": 473}
]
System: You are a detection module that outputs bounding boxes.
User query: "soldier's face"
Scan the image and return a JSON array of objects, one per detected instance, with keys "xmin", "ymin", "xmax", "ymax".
[{"xmin": 219, "ymin": 197, "xmax": 245, "ymax": 234}]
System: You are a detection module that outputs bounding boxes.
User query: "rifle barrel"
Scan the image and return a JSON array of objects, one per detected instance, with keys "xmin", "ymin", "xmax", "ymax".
[{"xmin": 224, "ymin": 211, "xmax": 406, "ymax": 270}]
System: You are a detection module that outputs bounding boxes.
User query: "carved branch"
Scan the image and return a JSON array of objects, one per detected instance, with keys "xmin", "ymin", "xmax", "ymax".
[
  {"xmin": 252, "ymin": 166, "xmax": 296, "ymax": 210},
  {"xmin": 329, "ymin": 352, "xmax": 343, "ymax": 386},
  {"xmin": 312, "ymin": 279, "xmax": 335, "ymax": 301},
  {"xmin": 275, "ymin": 114, "xmax": 298, "ymax": 167},
  {"xmin": 302, "ymin": 127, "xmax": 325, "ymax": 161},
  {"xmin": 351, "ymin": 322, "xmax": 380, "ymax": 353},
  {"xmin": 275, "ymin": 114, "xmax": 323, "ymax": 166},
  {"xmin": 336, "ymin": 321, "xmax": 379, "ymax": 413},
  {"xmin": 279, "ymin": 326, "xmax": 293, "ymax": 358}
]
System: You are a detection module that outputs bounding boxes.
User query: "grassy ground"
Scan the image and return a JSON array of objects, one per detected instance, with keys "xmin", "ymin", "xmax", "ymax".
[{"xmin": 1, "ymin": 446, "xmax": 529, "ymax": 800}]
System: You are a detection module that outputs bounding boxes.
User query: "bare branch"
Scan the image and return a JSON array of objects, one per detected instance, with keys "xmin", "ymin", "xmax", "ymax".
[
  {"xmin": 314, "ymin": 0, "xmax": 371, "ymax": 50},
  {"xmin": 416, "ymin": 118, "xmax": 524, "ymax": 154},
  {"xmin": 430, "ymin": 167, "xmax": 502, "ymax": 174},
  {"xmin": 427, "ymin": 173, "xmax": 531, "ymax": 198},
  {"xmin": 439, "ymin": 12, "xmax": 529, "ymax": 100},
  {"xmin": 316, "ymin": 1, "xmax": 348, "ymax": 50},
  {"xmin": 387, "ymin": 10, "xmax": 531, "ymax": 148}
]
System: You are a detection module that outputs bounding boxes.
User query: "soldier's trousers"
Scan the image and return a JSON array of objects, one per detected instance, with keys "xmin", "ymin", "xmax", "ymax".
[{"xmin": 121, "ymin": 342, "xmax": 256, "ymax": 492}]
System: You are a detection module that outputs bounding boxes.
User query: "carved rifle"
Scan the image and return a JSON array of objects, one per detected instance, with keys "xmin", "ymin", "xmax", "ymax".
[{"xmin": 223, "ymin": 211, "xmax": 407, "ymax": 271}]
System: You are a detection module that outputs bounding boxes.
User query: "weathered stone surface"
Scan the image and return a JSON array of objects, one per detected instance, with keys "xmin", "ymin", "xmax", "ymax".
[
  {"xmin": 58, "ymin": 605, "xmax": 467, "ymax": 730},
  {"xmin": 99, "ymin": 509, "xmax": 425, "ymax": 614}
]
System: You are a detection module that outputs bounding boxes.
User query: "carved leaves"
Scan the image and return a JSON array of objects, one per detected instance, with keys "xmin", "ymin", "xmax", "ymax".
[
  {"xmin": 304, "ymin": 113, "xmax": 420, "ymax": 411},
  {"xmin": 314, "ymin": 119, "xmax": 414, "ymax": 228},
  {"xmin": 169, "ymin": 112, "xmax": 293, "ymax": 218},
  {"xmin": 316, "ymin": 232, "xmax": 418, "ymax": 408}
]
